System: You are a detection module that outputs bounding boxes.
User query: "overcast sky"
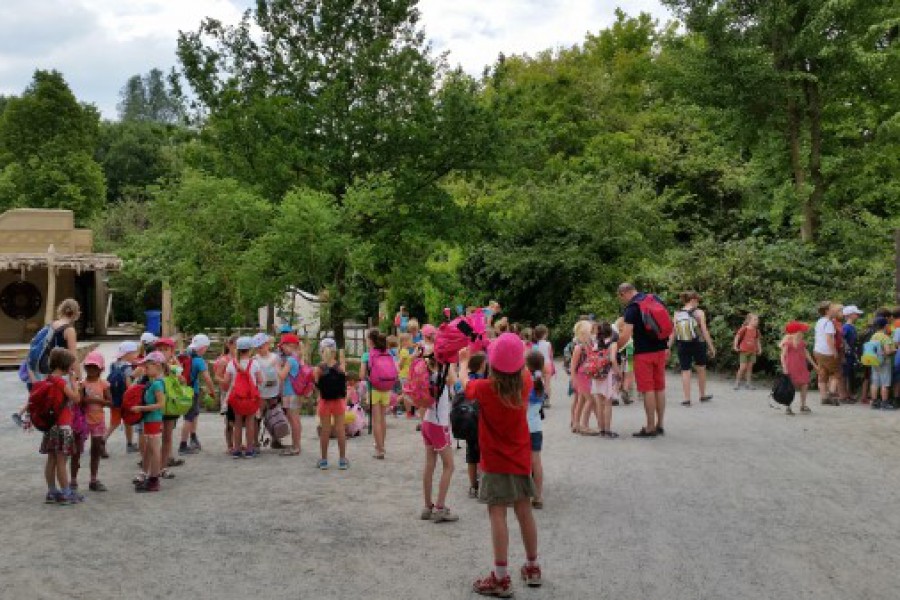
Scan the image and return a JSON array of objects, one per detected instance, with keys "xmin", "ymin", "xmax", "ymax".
[{"xmin": 0, "ymin": 0, "xmax": 670, "ymax": 120}]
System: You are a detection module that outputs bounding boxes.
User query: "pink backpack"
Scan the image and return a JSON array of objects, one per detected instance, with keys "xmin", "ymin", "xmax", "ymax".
[
  {"xmin": 435, "ymin": 317, "xmax": 474, "ymax": 364},
  {"xmin": 403, "ymin": 357, "xmax": 433, "ymax": 409},
  {"xmin": 368, "ymin": 349, "xmax": 398, "ymax": 391},
  {"xmin": 287, "ymin": 356, "xmax": 315, "ymax": 397}
]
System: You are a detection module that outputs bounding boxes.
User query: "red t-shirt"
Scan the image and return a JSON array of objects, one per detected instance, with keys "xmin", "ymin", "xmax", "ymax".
[
  {"xmin": 737, "ymin": 326, "xmax": 760, "ymax": 354},
  {"xmin": 46, "ymin": 376, "xmax": 72, "ymax": 427},
  {"xmin": 465, "ymin": 371, "xmax": 533, "ymax": 476}
]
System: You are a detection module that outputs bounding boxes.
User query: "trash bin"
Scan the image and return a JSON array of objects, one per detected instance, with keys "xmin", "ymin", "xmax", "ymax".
[{"xmin": 145, "ymin": 310, "xmax": 162, "ymax": 336}]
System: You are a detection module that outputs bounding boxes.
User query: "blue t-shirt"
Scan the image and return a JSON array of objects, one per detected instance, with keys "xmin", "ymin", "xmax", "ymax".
[
  {"xmin": 412, "ymin": 333, "xmax": 423, "ymax": 344},
  {"xmin": 191, "ymin": 354, "xmax": 207, "ymax": 394},
  {"xmin": 843, "ymin": 323, "xmax": 858, "ymax": 363},
  {"xmin": 527, "ymin": 389, "xmax": 543, "ymax": 433},
  {"xmin": 281, "ymin": 356, "xmax": 301, "ymax": 396},
  {"xmin": 399, "ymin": 315, "xmax": 409, "ymax": 333},
  {"xmin": 143, "ymin": 378, "xmax": 165, "ymax": 423}
]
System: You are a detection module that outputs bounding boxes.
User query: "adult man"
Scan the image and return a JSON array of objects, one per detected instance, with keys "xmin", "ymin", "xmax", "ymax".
[
  {"xmin": 814, "ymin": 301, "xmax": 841, "ymax": 406},
  {"xmin": 616, "ymin": 283, "xmax": 669, "ymax": 437}
]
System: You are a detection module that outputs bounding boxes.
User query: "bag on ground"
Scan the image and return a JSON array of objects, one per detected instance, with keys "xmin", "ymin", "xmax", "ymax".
[
  {"xmin": 771, "ymin": 374, "xmax": 796, "ymax": 406},
  {"xmin": 27, "ymin": 378, "xmax": 66, "ymax": 432},
  {"xmin": 264, "ymin": 404, "xmax": 290, "ymax": 439}
]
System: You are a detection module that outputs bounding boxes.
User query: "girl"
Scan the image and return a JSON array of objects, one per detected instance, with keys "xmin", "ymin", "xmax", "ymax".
[
  {"xmin": 420, "ymin": 355, "xmax": 459, "ymax": 523},
  {"xmin": 361, "ymin": 329, "xmax": 392, "ymax": 459},
  {"xmin": 463, "ymin": 352, "xmax": 488, "ymax": 499},
  {"xmin": 671, "ymin": 291, "xmax": 716, "ymax": 406},
  {"xmin": 278, "ymin": 333, "xmax": 303, "ymax": 456},
  {"xmin": 780, "ymin": 321, "xmax": 817, "ymax": 415},
  {"xmin": 525, "ymin": 351, "xmax": 545, "ymax": 509},
  {"xmin": 421, "ymin": 324, "xmax": 437, "ymax": 355},
  {"xmin": 252, "ymin": 333, "xmax": 282, "ymax": 452},
  {"xmin": 459, "ymin": 335, "xmax": 542, "ymax": 597},
  {"xmin": 734, "ymin": 313, "xmax": 763, "ymax": 390},
  {"xmin": 215, "ymin": 335, "xmax": 238, "ymax": 453},
  {"xmin": 80, "ymin": 351, "xmax": 112, "ymax": 492},
  {"xmin": 223, "ymin": 337, "xmax": 262, "ymax": 459},
  {"xmin": 408, "ymin": 319, "xmax": 422, "ymax": 345},
  {"xmin": 39, "ymin": 348, "xmax": 82, "ymax": 505},
  {"xmin": 614, "ymin": 317, "xmax": 636, "ymax": 405},
  {"xmin": 153, "ymin": 337, "xmax": 184, "ymax": 476},
  {"xmin": 397, "ymin": 333, "xmax": 416, "ymax": 417},
  {"xmin": 533, "ymin": 325, "xmax": 554, "ymax": 408},
  {"xmin": 105, "ymin": 341, "xmax": 139, "ymax": 454},
  {"xmin": 314, "ymin": 339, "xmax": 349, "ymax": 470},
  {"xmin": 132, "ymin": 351, "xmax": 166, "ymax": 492},
  {"xmin": 590, "ymin": 322, "xmax": 620, "ymax": 438},
  {"xmin": 570, "ymin": 320, "xmax": 598, "ymax": 435}
]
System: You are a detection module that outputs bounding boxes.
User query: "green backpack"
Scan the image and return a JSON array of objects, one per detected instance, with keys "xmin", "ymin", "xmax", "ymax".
[{"xmin": 163, "ymin": 374, "xmax": 194, "ymax": 416}]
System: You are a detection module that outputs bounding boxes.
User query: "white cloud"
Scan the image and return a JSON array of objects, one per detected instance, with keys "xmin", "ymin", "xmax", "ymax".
[{"xmin": 0, "ymin": 0, "xmax": 670, "ymax": 119}]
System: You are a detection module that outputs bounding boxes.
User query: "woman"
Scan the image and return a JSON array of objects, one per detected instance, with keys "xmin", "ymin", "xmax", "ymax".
[
  {"xmin": 43, "ymin": 299, "xmax": 81, "ymax": 379},
  {"xmin": 670, "ymin": 292, "xmax": 716, "ymax": 406}
]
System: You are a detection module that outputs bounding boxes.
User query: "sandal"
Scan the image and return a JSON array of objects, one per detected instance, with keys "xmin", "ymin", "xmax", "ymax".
[
  {"xmin": 88, "ymin": 481, "xmax": 107, "ymax": 492},
  {"xmin": 373, "ymin": 452, "xmax": 386, "ymax": 459},
  {"xmin": 280, "ymin": 449, "xmax": 301, "ymax": 456},
  {"xmin": 579, "ymin": 429, "xmax": 601, "ymax": 437},
  {"xmin": 604, "ymin": 431, "xmax": 620, "ymax": 439},
  {"xmin": 532, "ymin": 499, "xmax": 544, "ymax": 510},
  {"xmin": 167, "ymin": 458, "xmax": 185, "ymax": 467},
  {"xmin": 633, "ymin": 428, "xmax": 657, "ymax": 438},
  {"xmin": 786, "ymin": 407, "xmax": 795, "ymax": 415},
  {"xmin": 800, "ymin": 406, "xmax": 812, "ymax": 413},
  {"xmin": 160, "ymin": 469, "xmax": 176, "ymax": 479},
  {"xmin": 681, "ymin": 400, "xmax": 692, "ymax": 407},
  {"xmin": 700, "ymin": 395, "xmax": 713, "ymax": 403}
]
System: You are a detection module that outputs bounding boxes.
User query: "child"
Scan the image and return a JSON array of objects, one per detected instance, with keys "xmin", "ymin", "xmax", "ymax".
[
  {"xmin": 733, "ymin": 313, "xmax": 763, "ymax": 390},
  {"xmin": 38, "ymin": 348, "xmax": 83, "ymax": 504},
  {"xmin": 408, "ymin": 319, "xmax": 422, "ymax": 345},
  {"xmin": 867, "ymin": 317, "xmax": 895, "ymax": 410},
  {"xmin": 361, "ymin": 329, "xmax": 396, "ymax": 460},
  {"xmin": 464, "ymin": 352, "xmax": 488, "ymax": 499},
  {"xmin": 179, "ymin": 333, "xmax": 217, "ymax": 453},
  {"xmin": 398, "ymin": 333, "xmax": 416, "ymax": 417},
  {"xmin": 215, "ymin": 335, "xmax": 238, "ymax": 453},
  {"xmin": 533, "ymin": 325, "xmax": 554, "ymax": 408},
  {"xmin": 152, "ymin": 337, "xmax": 183, "ymax": 476},
  {"xmin": 614, "ymin": 317, "xmax": 636, "ymax": 404},
  {"xmin": 419, "ymin": 354, "xmax": 459, "ymax": 523},
  {"xmin": 459, "ymin": 335, "xmax": 542, "ymax": 597},
  {"xmin": 131, "ymin": 351, "xmax": 167, "ymax": 492},
  {"xmin": 525, "ymin": 351, "xmax": 546, "ymax": 509},
  {"xmin": 590, "ymin": 322, "xmax": 620, "ymax": 438},
  {"xmin": 223, "ymin": 337, "xmax": 262, "ymax": 459},
  {"xmin": 570, "ymin": 320, "xmax": 597, "ymax": 435},
  {"xmin": 80, "ymin": 351, "xmax": 112, "ymax": 492},
  {"xmin": 421, "ymin": 324, "xmax": 437, "ymax": 356},
  {"xmin": 278, "ymin": 333, "xmax": 303, "ymax": 456},
  {"xmin": 314, "ymin": 338, "xmax": 349, "ymax": 470},
  {"xmin": 105, "ymin": 341, "xmax": 139, "ymax": 453},
  {"xmin": 780, "ymin": 321, "xmax": 818, "ymax": 415}
]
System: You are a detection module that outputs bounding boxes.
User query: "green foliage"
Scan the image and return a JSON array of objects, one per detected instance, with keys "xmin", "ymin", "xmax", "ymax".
[
  {"xmin": 117, "ymin": 68, "xmax": 183, "ymax": 124},
  {"xmin": 95, "ymin": 121, "xmax": 186, "ymax": 202}
]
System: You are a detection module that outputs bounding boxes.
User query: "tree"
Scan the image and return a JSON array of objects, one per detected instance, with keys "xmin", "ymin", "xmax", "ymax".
[
  {"xmin": 0, "ymin": 70, "xmax": 105, "ymax": 221},
  {"xmin": 176, "ymin": 0, "xmax": 492, "ymax": 344},
  {"xmin": 95, "ymin": 121, "xmax": 187, "ymax": 202},
  {"xmin": 118, "ymin": 68, "xmax": 183, "ymax": 124}
]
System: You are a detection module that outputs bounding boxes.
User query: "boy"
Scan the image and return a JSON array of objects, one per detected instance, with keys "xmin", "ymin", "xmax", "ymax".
[
  {"xmin": 179, "ymin": 334, "xmax": 217, "ymax": 454},
  {"xmin": 869, "ymin": 317, "xmax": 895, "ymax": 410}
]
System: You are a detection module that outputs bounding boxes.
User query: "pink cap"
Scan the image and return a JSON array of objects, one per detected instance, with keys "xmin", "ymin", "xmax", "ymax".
[
  {"xmin": 83, "ymin": 351, "xmax": 105, "ymax": 371},
  {"xmin": 422, "ymin": 324, "xmax": 437, "ymax": 337},
  {"xmin": 488, "ymin": 333, "xmax": 526, "ymax": 374},
  {"xmin": 138, "ymin": 351, "xmax": 167, "ymax": 365}
]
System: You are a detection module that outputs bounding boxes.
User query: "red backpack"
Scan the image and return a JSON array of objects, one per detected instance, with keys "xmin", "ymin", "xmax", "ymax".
[
  {"xmin": 368, "ymin": 349, "xmax": 399, "ymax": 391},
  {"xmin": 178, "ymin": 352, "xmax": 195, "ymax": 386},
  {"xmin": 579, "ymin": 345, "xmax": 612, "ymax": 380},
  {"xmin": 228, "ymin": 359, "xmax": 261, "ymax": 417},
  {"xmin": 27, "ymin": 377, "xmax": 66, "ymax": 432},
  {"xmin": 121, "ymin": 383, "xmax": 146, "ymax": 426},
  {"xmin": 403, "ymin": 357, "xmax": 433, "ymax": 409},
  {"xmin": 636, "ymin": 294, "xmax": 673, "ymax": 341}
]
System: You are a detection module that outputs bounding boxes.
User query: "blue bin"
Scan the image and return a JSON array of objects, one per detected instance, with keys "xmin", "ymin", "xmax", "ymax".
[{"xmin": 145, "ymin": 310, "xmax": 162, "ymax": 336}]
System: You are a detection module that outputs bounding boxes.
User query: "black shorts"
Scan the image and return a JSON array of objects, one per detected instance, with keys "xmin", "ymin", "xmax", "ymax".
[
  {"xmin": 530, "ymin": 432, "xmax": 543, "ymax": 452},
  {"xmin": 465, "ymin": 437, "xmax": 480, "ymax": 465},
  {"xmin": 163, "ymin": 414, "xmax": 179, "ymax": 423},
  {"xmin": 677, "ymin": 341, "xmax": 708, "ymax": 371},
  {"xmin": 226, "ymin": 405, "xmax": 235, "ymax": 424}
]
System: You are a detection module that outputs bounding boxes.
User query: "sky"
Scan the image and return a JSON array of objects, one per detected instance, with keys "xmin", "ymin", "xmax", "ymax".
[{"xmin": 0, "ymin": 0, "xmax": 670, "ymax": 120}]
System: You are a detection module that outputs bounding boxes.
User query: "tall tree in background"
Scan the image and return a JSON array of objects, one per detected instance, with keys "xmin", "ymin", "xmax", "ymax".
[
  {"xmin": 176, "ymin": 0, "xmax": 492, "ymax": 343},
  {"xmin": 118, "ymin": 68, "xmax": 183, "ymax": 124},
  {"xmin": 0, "ymin": 70, "xmax": 105, "ymax": 221}
]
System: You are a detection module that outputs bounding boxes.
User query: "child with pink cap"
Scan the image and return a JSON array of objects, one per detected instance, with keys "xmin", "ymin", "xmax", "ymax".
[
  {"xmin": 459, "ymin": 333, "xmax": 542, "ymax": 597},
  {"xmin": 80, "ymin": 351, "xmax": 112, "ymax": 491}
]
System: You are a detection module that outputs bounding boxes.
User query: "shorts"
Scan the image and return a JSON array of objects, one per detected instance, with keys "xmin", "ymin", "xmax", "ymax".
[
  {"xmin": 530, "ymin": 432, "xmax": 543, "ymax": 452},
  {"xmin": 814, "ymin": 353, "xmax": 840, "ymax": 379},
  {"xmin": 163, "ymin": 414, "xmax": 180, "ymax": 423},
  {"xmin": 184, "ymin": 392, "xmax": 201, "ymax": 422},
  {"xmin": 39, "ymin": 425, "xmax": 76, "ymax": 456},
  {"xmin": 677, "ymin": 341, "xmax": 708, "ymax": 371},
  {"xmin": 318, "ymin": 399, "xmax": 346, "ymax": 418},
  {"xmin": 421, "ymin": 421, "xmax": 452, "ymax": 452},
  {"xmin": 871, "ymin": 363, "xmax": 892, "ymax": 388},
  {"xmin": 465, "ymin": 437, "xmax": 481, "ymax": 465},
  {"xmin": 370, "ymin": 389, "xmax": 391, "ymax": 407},
  {"xmin": 225, "ymin": 405, "xmax": 235, "ymax": 424},
  {"xmin": 143, "ymin": 421, "xmax": 162, "ymax": 436},
  {"xmin": 634, "ymin": 350, "xmax": 667, "ymax": 393},
  {"xmin": 282, "ymin": 395, "xmax": 302, "ymax": 411},
  {"xmin": 88, "ymin": 421, "xmax": 106, "ymax": 438},
  {"xmin": 478, "ymin": 473, "xmax": 536, "ymax": 506},
  {"xmin": 739, "ymin": 352, "xmax": 757, "ymax": 364}
]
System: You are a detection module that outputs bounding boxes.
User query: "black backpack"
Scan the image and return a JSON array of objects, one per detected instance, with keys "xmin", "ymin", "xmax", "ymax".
[
  {"xmin": 449, "ymin": 390, "xmax": 479, "ymax": 441},
  {"xmin": 771, "ymin": 374, "xmax": 795, "ymax": 406}
]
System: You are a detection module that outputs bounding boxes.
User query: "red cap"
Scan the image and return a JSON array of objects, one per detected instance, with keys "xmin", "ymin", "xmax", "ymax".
[
  {"xmin": 784, "ymin": 321, "xmax": 809, "ymax": 334},
  {"xmin": 154, "ymin": 337, "xmax": 176, "ymax": 348},
  {"xmin": 280, "ymin": 333, "xmax": 300, "ymax": 346}
]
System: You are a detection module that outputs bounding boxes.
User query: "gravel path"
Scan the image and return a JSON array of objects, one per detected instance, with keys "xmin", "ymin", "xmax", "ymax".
[{"xmin": 2, "ymin": 347, "xmax": 899, "ymax": 600}]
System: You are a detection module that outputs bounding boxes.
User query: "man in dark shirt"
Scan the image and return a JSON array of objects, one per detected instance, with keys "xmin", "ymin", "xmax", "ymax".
[{"xmin": 616, "ymin": 282, "xmax": 669, "ymax": 438}]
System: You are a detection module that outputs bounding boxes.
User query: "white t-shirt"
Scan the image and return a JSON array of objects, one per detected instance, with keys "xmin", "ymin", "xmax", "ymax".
[
  {"xmin": 424, "ymin": 375, "xmax": 451, "ymax": 426},
  {"xmin": 534, "ymin": 340, "xmax": 553, "ymax": 367},
  {"xmin": 814, "ymin": 317, "xmax": 836, "ymax": 356},
  {"xmin": 254, "ymin": 353, "xmax": 281, "ymax": 399},
  {"xmin": 224, "ymin": 358, "xmax": 262, "ymax": 403}
]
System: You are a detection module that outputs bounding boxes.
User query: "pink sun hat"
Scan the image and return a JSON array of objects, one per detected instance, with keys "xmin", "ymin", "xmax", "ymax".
[
  {"xmin": 422, "ymin": 324, "xmax": 437, "ymax": 338},
  {"xmin": 83, "ymin": 350, "xmax": 106, "ymax": 371},
  {"xmin": 488, "ymin": 333, "xmax": 526, "ymax": 374}
]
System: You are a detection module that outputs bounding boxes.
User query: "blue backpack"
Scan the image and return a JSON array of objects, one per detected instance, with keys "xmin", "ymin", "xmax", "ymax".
[
  {"xmin": 27, "ymin": 325, "xmax": 63, "ymax": 376},
  {"xmin": 107, "ymin": 363, "xmax": 129, "ymax": 408}
]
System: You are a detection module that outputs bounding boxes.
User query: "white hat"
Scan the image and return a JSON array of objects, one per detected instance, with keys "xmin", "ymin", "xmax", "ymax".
[
  {"xmin": 116, "ymin": 341, "xmax": 139, "ymax": 359},
  {"xmin": 250, "ymin": 333, "xmax": 270, "ymax": 349},
  {"xmin": 189, "ymin": 333, "xmax": 211, "ymax": 350},
  {"xmin": 140, "ymin": 332, "xmax": 158, "ymax": 344},
  {"xmin": 236, "ymin": 336, "xmax": 253, "ymax": 351},
  {"xmin": 842, "ymin": 305, "xmax": 864, "ymax": 317},
  {"xmin": 319, "ymin": 337, "xmax": 337, "ymax": 352}
]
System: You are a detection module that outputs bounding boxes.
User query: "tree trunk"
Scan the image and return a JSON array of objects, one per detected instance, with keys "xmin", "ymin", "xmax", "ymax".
[
  {"xmin": 330, "ymin": 262, "xmax": 347, "ymax": 350},
  {"xmin": 804, "ymin": 75, "xmax": 824, "ymax": 243},
  {"xmin": 786, "ymin": 91, "xmax": 812, "ymax": 242}
]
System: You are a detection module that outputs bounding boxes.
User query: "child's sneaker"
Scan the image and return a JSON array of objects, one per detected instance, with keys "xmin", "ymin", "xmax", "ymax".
[
  {"xmin": 339, "ymin": 458, "xmax": 350, "ymax": 470},
  {"xmin": 190, "ymin": 437, "xmax": 202, "ymax": 451},
  {"xmin": 232, "ymin": 450, "xmax": 244, "ymax": 460},
  {"xmin": 872, "ymin": 401, "xmax": 882, "ymax": 410},
  {"xmin": 88, "ymin": 481, "xmax": 108, "ymax": 492},
  {"xmin": 420, "ymin": 505, "xmax": 434, "ymax": 520},
  {"xmin": 11, "ymin": 413, "xmax": 25, "ymax": 429},
  {"xmin": 317, "ymin": 459, "xmax": 329, "ymax": 470},
  {"xmin": 472, "ymin": 572, "xmax": 513, "ymax": 598},
  {"xmin": 126, "ymin": 443, "xmax": 139, "ymax": 454},
  {"xmin": 432, "ymin": 507, "xmax": 459, "ymax": 523},
  {"xmin": 468, "ymin": 486, "xmax": 479, "ymax": 499},
  {"xmin": 45, "ymin": 491, "xmax": 59, "ymax": 504},
  {"xmin": 178, "ymin": 444, "xmax": 199, "ymax": 455},
  {"xmin": 521, "ymin": 564, "xmax": 542, "ymax": 587}
]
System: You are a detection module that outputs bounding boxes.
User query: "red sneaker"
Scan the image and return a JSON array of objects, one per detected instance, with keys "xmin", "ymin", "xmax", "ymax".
[
  {"xmin": 520, "ymin": 564, "xmax": 542, "ymax": 587},
  {"xmin": 472, "ymin": 572, "xmax": 513, "ymax": 597}
]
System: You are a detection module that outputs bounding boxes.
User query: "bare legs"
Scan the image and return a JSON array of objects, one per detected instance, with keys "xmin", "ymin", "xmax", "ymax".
[
  {"xmin": 318, "ymin": 414, "xmax": 347, "ymax": 462},
  {"xmin": 487, "ymin": 499, "xmax": 539, "ymax": 567},
  {"xmin": 643, "ymin": 390, "xmax": 665, "ymax": 432},
  {"xmin": 423, "ymin": 446, "xmax": 454, "ymax": 508},
  {"xmin": 373, "ymin": 403, "xmax": 387, "ymax": 457}
]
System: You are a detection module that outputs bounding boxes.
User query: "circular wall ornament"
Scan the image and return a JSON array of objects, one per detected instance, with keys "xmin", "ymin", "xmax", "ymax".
[{"xmin": 0, "ymin": 281, "xmax": 43, "ymax": 320}]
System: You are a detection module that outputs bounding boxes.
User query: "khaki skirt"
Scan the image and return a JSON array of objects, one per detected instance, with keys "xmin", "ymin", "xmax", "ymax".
[{"xmin": 478, "ymin": 473, "xmax": 536, "ymax": 506}]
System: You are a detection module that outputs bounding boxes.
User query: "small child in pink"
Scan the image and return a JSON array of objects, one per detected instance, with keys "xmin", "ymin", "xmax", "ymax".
[{"xmin": 81, "ymin": 351, "xmax": 112, "ymax": 491}]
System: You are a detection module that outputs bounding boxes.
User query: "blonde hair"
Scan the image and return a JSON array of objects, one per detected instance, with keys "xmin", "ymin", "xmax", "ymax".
[
  {"xmin": 320, "ymin": 346, "xmax": 336, "ymax": 363},
  {"xmin": 56, "ymin": 298, "xmax": 80, "ymax": 319},
  {"xmin": 573, "ymin": 320, "xmax": 592, "ymax": 341},
  {"xmin": 407, "ymin": 319, "xmax": 420, "ymax": 334},
  {"xmin": 744, "ymin": 313, "xmax": 759, "ymax": 326}
]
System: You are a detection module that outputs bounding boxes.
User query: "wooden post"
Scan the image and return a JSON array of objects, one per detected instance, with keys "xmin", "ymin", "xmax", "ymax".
[
  {"xmin": 94, "ymin": 269, "xmax": 106, "ymax": 335},
  {"xmin": 896, "ymin": 230, "xmax": 900, "ymax": 306},
  {"xmin": 44, "ymin": 244, "xmax": 56, "ymax": 324},
  {"xmin": 162, "ymin": 279, "xmax": 174, "ymax": 338}
]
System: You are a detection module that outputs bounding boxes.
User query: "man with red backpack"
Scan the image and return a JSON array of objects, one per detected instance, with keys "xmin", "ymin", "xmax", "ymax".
[{"xmin": 617, "ymin": 283, "xmax": 672, "ymax": 438}]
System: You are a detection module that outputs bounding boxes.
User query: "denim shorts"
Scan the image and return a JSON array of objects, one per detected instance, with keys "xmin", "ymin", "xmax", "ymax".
[{"xmin": 530, "ymin": 431, "xmax": 543, "ymax": 452}]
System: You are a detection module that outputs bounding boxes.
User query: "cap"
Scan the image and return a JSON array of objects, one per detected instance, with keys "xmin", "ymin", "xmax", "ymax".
[
  {"xmin": 83, "ymin": 351, "xmax": 105, "ymax": 370},
  {"xmin": 140, "ymin": 332, "xmax": 158, "ymax": 345},
  {"xmin": 189, "ymin": 333, "xmax": 211, "ymax": 350},
  {"xmin": 116, "ymin": 341, "xmax": 139, "ymax": 359},
  {"xmin": 138, "ymin": 351, "xmax": 167, "ymax": 365},
  {"xmin": 422, "ymin": 324, "xmax": 437, "ymax": 337},
  {"xmin": 319, "ymin": 338, "xmax": 337, "ymax": 352},
  {"xmin": 280, "ymin": 333, "xmax": 300, "ymax": 346},
  {"xmin": 842, "ymin": 305, "xmax": 863, "ymax": 317},
  {"xmin": 278, "ymin": 324, "xmax": 293, "ymax": 334},
  {"xmin": 251, "ymin": 333, "xmax": 270, "ymax": 349},
  {"xmin": 154, "ymin": 337, "xmax": 176, "ymax": 348},
  {"xmin": 488, "ymin": 333, "xmax": 526, "ymax": 374},
  {"xmin": 236, "ymin": 336, "xmax": 253, "ymax": 351},
  {"xmin": 785, "ymin": 321, "xmax": 810, "ymax": 334}
]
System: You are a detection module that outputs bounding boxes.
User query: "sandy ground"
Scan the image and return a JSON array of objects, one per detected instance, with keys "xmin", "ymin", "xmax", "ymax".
[{"xmin": 2, "ymin": 344, "xmax": 900, "ymax": 600}]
